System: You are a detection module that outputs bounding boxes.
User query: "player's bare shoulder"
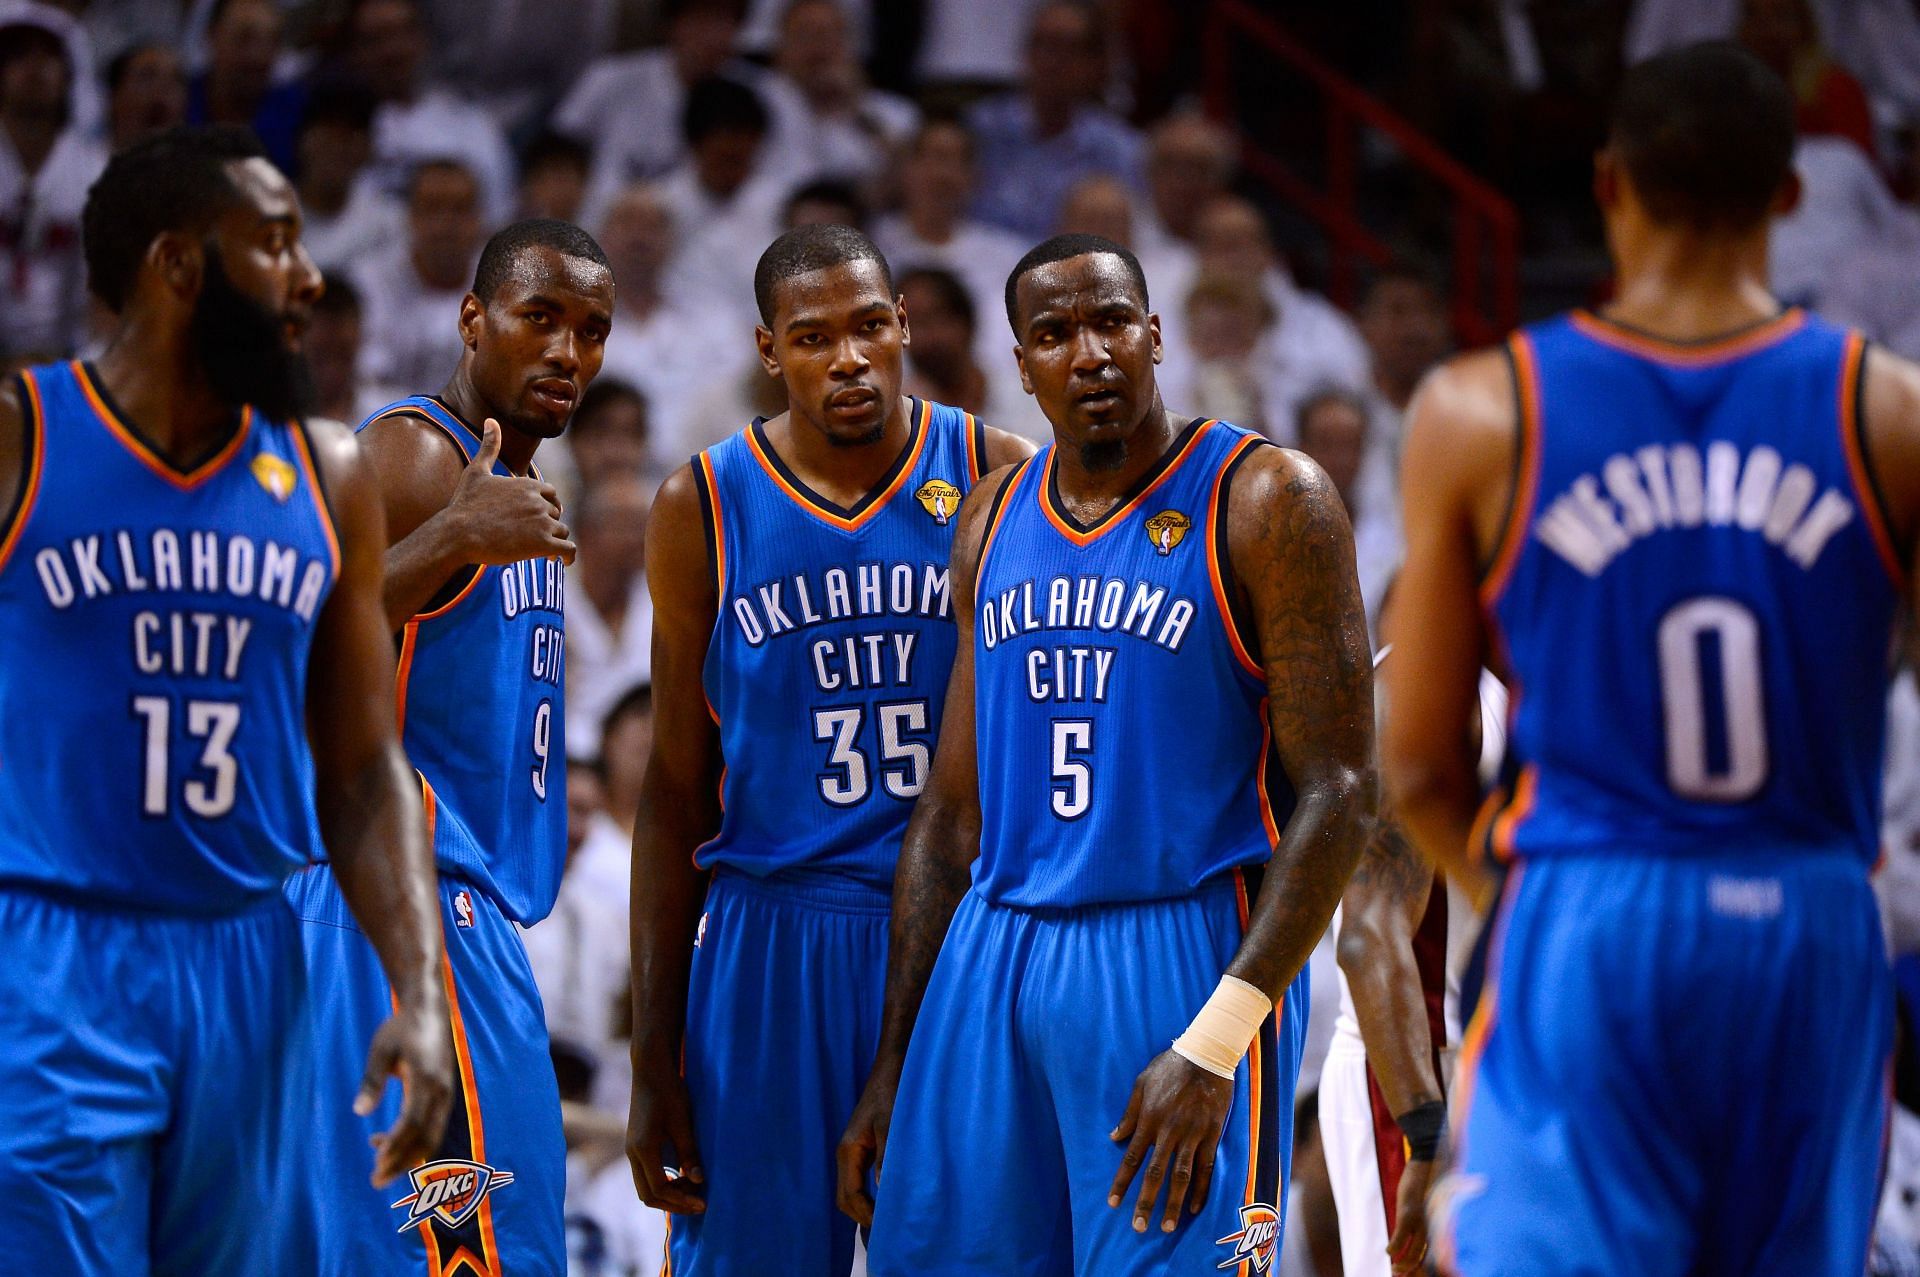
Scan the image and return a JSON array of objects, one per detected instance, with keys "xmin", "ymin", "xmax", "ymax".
[
  {"xmin": 979, "ymin": 425, "xmax": 1038, "ymax": 473},
  {"xmin": 952, "ymin": 457, "xmax": 1030, "ymax": 583}
]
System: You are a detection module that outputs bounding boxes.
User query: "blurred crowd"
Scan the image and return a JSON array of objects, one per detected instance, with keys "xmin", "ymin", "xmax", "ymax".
[{"xmin": 7, "ymin": 0, "xmax": 1920, "ymax": 1273}]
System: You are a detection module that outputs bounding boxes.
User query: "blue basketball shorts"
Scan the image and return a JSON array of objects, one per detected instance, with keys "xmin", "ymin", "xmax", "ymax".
[
  {"xmin": 0, "ymin": 886, "xmax": 312, "ymax": 1276},
  {"xmin": 868, "ymin": 872, "xmax": 1308, "ymax": 1277},
  {"xmin": 283, "ymin": 863, "xmax": 565, "ymax": 1276},
  {"xmin": 1442, "ymin": 852, "xmax": 1892, "ymax": 1277},
  {"xmin": 665, "ymin": 868, "xmax": 890, "ymax": 1277}
]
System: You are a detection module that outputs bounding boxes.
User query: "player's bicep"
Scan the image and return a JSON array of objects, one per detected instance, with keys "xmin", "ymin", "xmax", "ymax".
[
  {"xmin": 640, "ymin": 467, "xmax": 722, "ymax": 799},
  {"xmin": 305, "ymin": 425, "xmax": 405, "ymax": 779},
  {"xmin": 1230, "ymin": 450, "xmax": 1374, "ymax": 787}
]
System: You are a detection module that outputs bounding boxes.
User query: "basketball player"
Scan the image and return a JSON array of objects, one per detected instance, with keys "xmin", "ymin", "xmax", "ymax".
[
  {"xmin": 1322, "ymin": 642, "xmax": 1503, "ymax": 1277},
  {"xmin": 626, "ymin": 224, "xmax": 1031, "ymax": 1274},
  {"xmin": 283, "ymin": 218, "xmax": 612, "ymax": 1274},
  {"xmin": 842, "ymin": 233, "xmax": 1375, "ymax": 1276},
  {"xmin": 1385, "ymin": 43, "xmax": 1920, "ymax": 1276},
  {"xmin": 0, "ymin": 125, "xmax": 451, "ymax": 1274}
]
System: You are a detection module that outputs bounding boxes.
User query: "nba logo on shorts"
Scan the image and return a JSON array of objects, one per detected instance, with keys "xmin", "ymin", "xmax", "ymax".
[
  {"xmin": 453, "ymin": 890, "xmax": 474, "ymax": 929},
  {"xmin": 1216, "ymin": 1202, "xmax": 1280, "ymax": 1271}
]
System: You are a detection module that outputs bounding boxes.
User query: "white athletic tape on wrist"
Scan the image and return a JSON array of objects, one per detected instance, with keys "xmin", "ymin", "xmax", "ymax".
[{"xmin": 1169, "ymin": 975, "xmax": 1270, "ymax": 1079}]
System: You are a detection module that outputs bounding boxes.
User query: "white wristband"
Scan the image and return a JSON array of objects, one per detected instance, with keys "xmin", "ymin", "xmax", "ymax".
[{"xmin": 1169, "ymin": 975, "xmax": 1271, "ymax": 1079}]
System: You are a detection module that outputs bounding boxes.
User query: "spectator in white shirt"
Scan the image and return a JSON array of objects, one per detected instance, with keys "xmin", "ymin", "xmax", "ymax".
[
  {"xmin": 871, "ymin": 115, "xmax": 1026, "ymax": 367},
  {"xmin": 965, "ymin": 0, "xmax": 1144, "ymax": 239},
  {"xmin": 350, "ymin": 157, "xmax": 482, "ymax": 391},
  {"xmin": 345, "ymin": 0, "xmax": 516, "ymax": 226},
  {"xmin": 659, "ymin": 76, "xmax": 789, "ymax": 318},
  {"xmin": 308, "ymin": 273, "xmax": 394, "ymax": 427},
  {"xmin": 1295, "ymin": 388, "xmax": 1399, "ymax": 629},
  {"xmin": 103, "ymin": 42, "xmax": 184, "ymax": 153},
  {"xmin": 0, "ymin": 11, "xmax": 105, "ymax": 361},
  {"xmin": 517, "ymin": 130, "xmax": 590, "ymax": 225},
  {"xmin": 567, "ymin": 470, "xmax": 655, "ymax": 762},
  {"xmin": 1133, "ymin": 110, "xmax": 1237, "ymax": 303},
  {"xmin": 557, "ymin": 0, "xmax": 755, "ymax": 228},
  {"xmin": 898, "ymin": 266, "xmax": 1049, "ymax": 442},
  {"xmin": 293, "ymin": 80, "xmax": 403, "ymax": 274},
  {"xmin": 592, "ymin": 182, "xmax": 737, "ymax": 467},
  {"xmin": 760, "ymin": 0, "xmax": 916, "ymax": 190}
]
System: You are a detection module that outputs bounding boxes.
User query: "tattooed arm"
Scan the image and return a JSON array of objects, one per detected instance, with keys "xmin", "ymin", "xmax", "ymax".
[
  {"xmin": 836, "ymin": 463, "xmax": 1018, "ymax": 1227},
  {"xmin": 1108, "ymin": 445, "xmax": 1377, "ymax": 1235}
]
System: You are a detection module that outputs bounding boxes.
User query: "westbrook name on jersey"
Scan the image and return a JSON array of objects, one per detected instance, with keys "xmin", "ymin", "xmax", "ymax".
[
  {"xmin": 0, "ymin": 361, "xmax": 338, "ymax": 912},
  {"xmin": 695, "ymin": 397, "xmax": 989, "ymax": 888}
]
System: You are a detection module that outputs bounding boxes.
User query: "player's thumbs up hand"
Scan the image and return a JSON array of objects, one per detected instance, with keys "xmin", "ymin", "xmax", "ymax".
[{"xmin": 447, "ymin": 418, "xmax": 577, "ymax": 567}]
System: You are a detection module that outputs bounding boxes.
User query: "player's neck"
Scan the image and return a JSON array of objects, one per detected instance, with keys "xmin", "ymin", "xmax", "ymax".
[
  {"xmin": 93, "ymin": 325, "xmax": 240, "ymax": 462},
  {"xmin": 1603, "ymin": 230, "xmax": 1780, "ymax": 342},
  {"xmin": 1053, "ymin": 403, "xmax": 1182, "ymax": 502},
  {"xmin": 439, "ymin": 373, "xmax": 541, "ymax": 474},
  {"xmin": 766, "ymin": 394, "xmax": 915, "ymax": 504}
]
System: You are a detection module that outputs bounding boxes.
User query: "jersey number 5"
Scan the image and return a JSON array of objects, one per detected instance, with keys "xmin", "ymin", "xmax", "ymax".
[{"xmin": 1656, "ymin": 596, "xmax": 1768, "ymax": 802}]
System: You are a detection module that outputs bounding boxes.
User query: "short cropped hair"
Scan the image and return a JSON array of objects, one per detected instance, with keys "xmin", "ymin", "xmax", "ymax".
[
  {"xmin": 1610, "ymin": 41, "xmax": 1797, "ymax": 231},
  {"xmin": 752, "ymin": 223, "xmax": 894, "ymax": 325},
  {"xmin": 471, "ymin": 218, "xmax": 611, "ymax": 302},
  {"xmin": 1004, "ymin": 232, "xmax": 1148, "ymax": 333},
  {"xmin": 82, "ymin": 124, "xmax": 267, "ymax": 313}
]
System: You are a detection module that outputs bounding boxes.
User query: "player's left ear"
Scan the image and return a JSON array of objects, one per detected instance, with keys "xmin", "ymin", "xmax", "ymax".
[
  {"xmin": 754, "ymin": 324, "xmax": 783, "ymax": 380},
  {"xmin": 895, "ymin": 293, "xmax": 911, "ymax": 348},
  {"xmin": 1148, "ymin": 312, "xmax": 1163, "ymax": 365},
  {"xmin": 149, "ymin": 231, "xmax": 203, "ymax": 305},
  {"xmin": 457, "ymin": 293, "xmax": 484, "ymax": 351},
  {"xmin": 1014, "ymin": 344, "xmax": 1034, "ymax": 395}
]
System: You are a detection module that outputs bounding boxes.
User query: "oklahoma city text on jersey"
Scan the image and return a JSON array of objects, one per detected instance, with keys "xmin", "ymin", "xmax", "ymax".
[{"xmin": 728, "ymin": 559, "xmax": 952, "ymax": 693}]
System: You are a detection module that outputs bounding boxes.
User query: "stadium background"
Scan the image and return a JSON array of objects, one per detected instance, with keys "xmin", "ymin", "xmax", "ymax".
[{"xmin": 2, "ymin": 0, "xmax": 1918, "ymax": 1271}]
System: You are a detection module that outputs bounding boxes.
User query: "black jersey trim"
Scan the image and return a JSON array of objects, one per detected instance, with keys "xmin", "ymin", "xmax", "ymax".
[
  {"xmin": 747, "ymin": 397, "xmax": 928, "ymax": 525},
  {"xmin": 79, "ymin": 360, "xmax": 248, "ymax": 479},
  {"xmin": 692, "ymin": 450, "xmax": 723, "ymax": 598},
  {"xmin": 1210, "ymin": 434, "xmax": 1270, "ymax": 675},
  {"xmin": 1042, "ymin": 415, "xmax": 1209, "ymax": 539},
  {"xmin": 968, "ymin": 412, "xmax": 989, "ymax": 486}
]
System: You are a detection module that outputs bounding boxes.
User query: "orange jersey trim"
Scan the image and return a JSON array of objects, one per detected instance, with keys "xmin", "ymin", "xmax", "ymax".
[
  {"xmin": 1232, "ymin": 870, "xmax": 1260, "ymax": 1222},
  {"xmin": 438, "ymin": 947, "xmax": 504, "ymax": 1276},
  {"xmin": 76, "ymin": 361, "xmax": 253, "ymax": 489},
  {"xmin": 1207, "ymin": 434, "xmax": 1265, "ymax": 679},
  {"xmin": 0, "ymin": 369, "xmax": 48, "ymax": 576},
  {"xmin": 973, "ymin": 457, "xmax": 1034, "ymax": 605},
  {"xmin": 964, "ymin": 411, "xmax": 983, "ymax": 485},
  {"xmin": 1254, "ymin": 697, "xmax": 1282, "ymax": 849},
  {"xmin": 286, "ymin": 420, "xmax": 341, "ymax": 578},
  {"xmin": 1488, "ymin": 765, "xmax": 1538, "ymax": 862},
  {"xmin": 744, "ymin": 399, "xmax": 930, "ymax": 532},
  {"xmin": 1568, "ymin": 307, "xmax": 1807, "ymax": 367},
  {"xmin": 697, "ymin": 450, "xmax": 727, "ymax": 596},
  {"xmin": 1479, "ymin": 336, "xmax": 1541, "ymax": 607},
  {"xmin": 1837, "ymin": 332, "xmax": 1903, "ymax": 585},
  {"xmin": 395, "ymin": 624, "xmax": 421, "ymax": 736},
  {"xmin": 1038, "ymin": 420, "xmax": 1217, "ymax": 547}
]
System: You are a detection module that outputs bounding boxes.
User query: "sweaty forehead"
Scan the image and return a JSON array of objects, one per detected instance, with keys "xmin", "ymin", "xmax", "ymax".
[
  {"xmin": 222, "ymin": 156, "xmax": 297, "ymax": 221},
  {"xmin": 775, "ymin": 258, "xmax": 893, "ymax": 323},
  {"xmin": 1017, "ymin": 253, "xmax": 1142, "ymax": 322},
  {"xmin": 496, "ymin": 246, "xmax": 615, "ymax": 309}
]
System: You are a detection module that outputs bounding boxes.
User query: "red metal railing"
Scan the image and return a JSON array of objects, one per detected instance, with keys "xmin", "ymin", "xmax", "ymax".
[{"xmin": 1200, "ymin": 0, "xmax": 1520, "ymax": 345}]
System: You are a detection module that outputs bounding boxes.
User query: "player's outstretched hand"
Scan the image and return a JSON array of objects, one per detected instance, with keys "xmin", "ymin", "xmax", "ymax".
[
  {"xmin": 355, "ymin": 995, "xmax": 454, "ymax": 1188},
  {"xmin": 1109, "ymin": 1049, "xmax": 1234, "ymax": 1235},
  {"xmin": 449, "ymin": 418, "xmax": 577, "ymax": 566},
  {"xmin": 835, "ymin": 1062, "xmax": 899, "ymax": 1227},
  {"xmin": 627, "ymin": 1048, "xmax": 706, "ymax": 1214},
  {"xmin": 1389, "ymin": 1151, "xmax": 1437, "ymax": 1274}
]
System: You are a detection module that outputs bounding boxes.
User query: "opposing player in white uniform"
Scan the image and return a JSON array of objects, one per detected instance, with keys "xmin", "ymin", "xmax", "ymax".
[{"xmin": 1322, "ymin": 649, "xmax": 1502, "ymax": 1275}]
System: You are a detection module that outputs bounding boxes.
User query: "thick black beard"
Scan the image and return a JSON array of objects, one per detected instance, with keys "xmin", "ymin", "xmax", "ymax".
[
  {"xmin": 190, "ymin": 247, "xmax": 313, "ymax": 423},
  {"xmin": 827, "ymin": 422, "xmax": 888, "ymax": 448},
  {"xmin": 1080, "ymin": 438, "xmax": 1128, "ymax": 471}
]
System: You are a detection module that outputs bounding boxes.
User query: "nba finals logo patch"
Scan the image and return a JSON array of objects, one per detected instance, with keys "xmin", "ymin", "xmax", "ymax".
[
  {"xmin": 251, "ymin": 453, "xmax": 297, "ymax": 502},
  {"xmin": 1215, "ymin": 1202, "xmax": 1280, "ymax": 1272},
  {"xmin": 390, "ymin": 1159, "xmax": 515, "ymax": 1232},
  {"xmin": 1145, "ymin": 510, "xmax": 1191, "ymax": 556},
  {"xmin": 916, "ymin": 479, "xmax": 961, "ymax": 525},
  {"xmin": 453, "ymin": 889, "xmax": 474, "ymax": 929}
]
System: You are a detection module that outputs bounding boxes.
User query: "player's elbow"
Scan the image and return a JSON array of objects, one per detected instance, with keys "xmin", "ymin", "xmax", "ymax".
[{"xmin": 1334, "ymin": 910, "xmax": 1387, "ymax": 978}]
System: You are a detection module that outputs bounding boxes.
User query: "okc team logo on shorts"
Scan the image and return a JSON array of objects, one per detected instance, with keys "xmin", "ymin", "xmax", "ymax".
[
  {"xmin": 453, "ymin": 889, "xmax": 474, "ymax": 929},
  {"xmin": 390, "ymin": 1158, "xmax": 515, "ymax": 1231},
  {"xmin": 1215, "ymin": 1202, "xmax": 1280, "ymax": 1271},
  {"xmin": 1144, "ymin": 509, "xmax": 1191, "ymax": 555},
  {"xmin": 916, "ymin": 478, "xmax": 961, "ymax": 524}
]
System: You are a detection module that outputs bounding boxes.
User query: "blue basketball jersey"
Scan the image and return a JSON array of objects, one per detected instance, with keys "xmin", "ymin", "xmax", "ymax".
[
  {"xmin": 697, "ymin": 399, "xmax": 989, "ymax": 889},
  {"xmin": 0, "ymin": 361, "xmax": 338, "ymax": 914},
  {"xmin": 357, "ymin": 396, "xmax": 567, "ymax": 924},
  {"xmin": 971, "ymin": 417, "xmax": 1287, "ymax": 908},
  {"xmin": 1483, "ymin": 310, "xmax": 1900, "ymax": 864}
]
